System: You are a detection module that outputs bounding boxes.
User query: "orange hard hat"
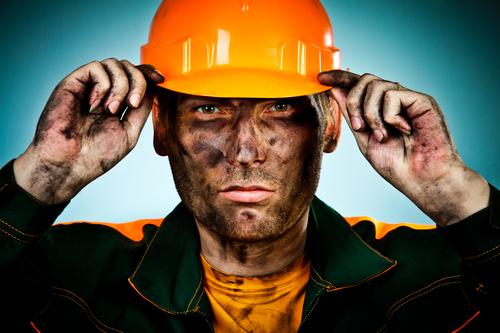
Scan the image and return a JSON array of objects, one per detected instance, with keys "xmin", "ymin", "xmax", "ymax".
[{"xmin": 141, "ymin": 0, "xmax": 341, "ymax": 98}]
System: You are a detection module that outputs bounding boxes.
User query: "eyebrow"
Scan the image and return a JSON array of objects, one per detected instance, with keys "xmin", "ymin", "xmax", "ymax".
[{"xmin": 177, "ymin": 95, "xmax": 311, "ymax": 108}]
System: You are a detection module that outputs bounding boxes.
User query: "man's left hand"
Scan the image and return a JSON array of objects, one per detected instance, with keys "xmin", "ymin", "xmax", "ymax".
[{"xmin": 319, "ymin": 70, "xmax": 489, "ymax": 226}]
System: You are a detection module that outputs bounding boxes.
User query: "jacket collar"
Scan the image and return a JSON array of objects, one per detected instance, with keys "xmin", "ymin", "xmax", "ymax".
[
  {"xmin": 128, "ymin": 203, "xmax": 209, "ymax": 316},
  {"xmin": 129, "ymin": 197, "xmax": 396, "ymax": 315},
  {"xmin": 307, "ymin": 196, "xmax": 396, "ymax": 290}
]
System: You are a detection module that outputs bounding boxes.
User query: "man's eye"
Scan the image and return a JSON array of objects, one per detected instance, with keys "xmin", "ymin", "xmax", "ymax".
[
  {"xmin": 269, "ymin": 103, "xmax": 292, "ymax": 112},
  {"xmin": 196, "ymin": 106, "xmax": 221, "ymax": 114}
]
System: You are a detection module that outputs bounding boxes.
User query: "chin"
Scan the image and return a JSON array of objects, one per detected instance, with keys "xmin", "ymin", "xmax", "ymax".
[{"xmin": 197, "ymin": 204, "xmax": 303, "ymax": 243}]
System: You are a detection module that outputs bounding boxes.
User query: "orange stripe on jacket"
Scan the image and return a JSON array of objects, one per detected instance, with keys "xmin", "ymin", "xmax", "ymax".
[
  {"xmin": 54, "ymin": 219, "xmax": 164, "ymax": 242},
  {"xmin": 344, "ymin": 216, "xmax": 436, "ymax": 240}
]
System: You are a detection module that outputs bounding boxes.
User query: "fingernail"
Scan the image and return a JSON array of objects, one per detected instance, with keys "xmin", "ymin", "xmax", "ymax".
[
  {"xmin": 130, "ymin": 94, "xmax": 141, "ymax": 108},
  {"xmin": 351, "ymin": 117, "xmax": 362, "ymax": 131},
  {"xmin": 89, "ymin": 99, "xmax": 101, "ymax": 113},
  {"xmin": 373, "ymin": 129, "xmax": 384, "ymax": 142},
  {"xmin": 399, "ymin": 128, "xmax": 412, "ymax": 136},
  {"xmin": 397, "ymin": 125, "xmax": 412, "ymax": 136},
  {"xmin": 154, "ymin": 69, "xmax": 165, "ymax": 80},
  {"xmin": 108, "ymin": 100, "xmax": 120, "ymax": 114}
]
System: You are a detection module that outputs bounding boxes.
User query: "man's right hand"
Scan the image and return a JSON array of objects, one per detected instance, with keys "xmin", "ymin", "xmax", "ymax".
[{"xmin": 13, "ymin": 59, "xmax": 164, "ymax": 204}]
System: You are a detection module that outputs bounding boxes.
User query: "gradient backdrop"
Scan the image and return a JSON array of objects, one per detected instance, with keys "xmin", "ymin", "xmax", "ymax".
[{"xmin": 1, "ymin": 0, "xmax": 499, "ymax": 225}]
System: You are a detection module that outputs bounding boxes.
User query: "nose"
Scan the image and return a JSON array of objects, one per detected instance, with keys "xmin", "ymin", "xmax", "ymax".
[{"xmin": 226, "ymin": 116, "xmax": 266, "ymax": 167}]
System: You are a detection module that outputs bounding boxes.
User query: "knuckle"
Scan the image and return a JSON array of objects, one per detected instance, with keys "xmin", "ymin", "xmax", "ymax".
[
  {"xmin": 101, "ymin": 59, "xmax": 124, "ymax": 73},
  {"xmin": 346, "ymin": 99, "xmax": 360, "ymax": 112},
  {"xmin": 424, "ymin": 93, "xmax": 436, "ymax": 103},
  {"xmin": 366, "ymin": 79, "xmax": 383, "ymax": 93},
  {"xmin": 360, "ymin": 73, "xmax": 379, "ymax": 82},
  {"xmin": 384, "ymin": 89, "xmax": 398, "ymax": 100},
  {"xmin": 87, "ymin": 60, "xmax": 105, "ymax": 72},
  {"xmin": 120, "ymin": 59, "xmax": 133, "ymax": 65},
  {"xmin": 103, "ymin": 57, "xmax": 119, "ymax": 63}
]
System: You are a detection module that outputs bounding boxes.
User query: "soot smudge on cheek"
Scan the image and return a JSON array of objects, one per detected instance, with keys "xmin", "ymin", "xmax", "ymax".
[
  {"xmin": 179, "ymin": 144, "xmax": 189, "ymax": 156},
  {"xmin": 192, "ymin": 141, "xmax": 225, "ymax": 168}
]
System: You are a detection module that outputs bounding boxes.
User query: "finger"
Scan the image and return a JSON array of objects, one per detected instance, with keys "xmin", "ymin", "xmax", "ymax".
[
  {"xmin": 120, "ymin": 60, "xmax": 147, "ymax": 109},
  {"xmin": 64, "ymin": 61, "xmax": 111, "ymax": 111},
  {"xmin": 363, "ymin": 79, "xmax": 398, "ymax": 142},
  {"xmin": 318, "ymin": 70, "xmax": 362, "ymax": 88},
  {"xmin": 101, "ymin": 58, "xmax": 131, "ymax": 114},
  {"xmin": 343, "ymin": 73, "xmax": 382, "ymax": 133},
  {"xmin": 382, "ymin": 90, "xmax": 413, "ymax": 135},
  {"xmin": 382, "ymin": 90, "xmax": 435, "ymax": 135},
  {"xmin": 136, "ymin": 64, "xmax": 165, "ymax": 84}
]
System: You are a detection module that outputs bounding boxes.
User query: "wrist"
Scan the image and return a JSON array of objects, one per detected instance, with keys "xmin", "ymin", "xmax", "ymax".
[
  {"xmin": 416, "ymin": 166, "xmax": 490, "ymax": 227},
  {"xmin": 13, "ymin": 148, "xmax": 83, "ymax": 205}
]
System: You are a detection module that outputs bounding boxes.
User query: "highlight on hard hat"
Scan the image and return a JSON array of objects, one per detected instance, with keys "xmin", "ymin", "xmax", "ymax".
[{"xmin": 141, "ymin": 0, "xmax": 341, "ymax": 98}]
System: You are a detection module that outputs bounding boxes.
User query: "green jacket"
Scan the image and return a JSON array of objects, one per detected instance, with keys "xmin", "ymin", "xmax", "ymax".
[{"xmin": 1, "ymin": 160, "xmax": 499, "ymax": 332}]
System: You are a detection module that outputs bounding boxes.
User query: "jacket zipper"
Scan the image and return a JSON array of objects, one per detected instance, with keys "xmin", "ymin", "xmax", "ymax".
[
  {"xmin": 204, "ymin": 316, "xmax": 215, "ymax": 333},
  {"xmin": 296, "ymin": 295, "xmax": 321, "ymax": 333}
]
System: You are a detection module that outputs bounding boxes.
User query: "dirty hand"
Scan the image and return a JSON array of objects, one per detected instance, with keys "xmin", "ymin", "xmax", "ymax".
[
  {"xmin": 318, "ymin": 70, "xmax": 489, "ymax": 226},
  {"xmin": 13, "ymin": 59, "xmax": 164, "ymax": 204}
]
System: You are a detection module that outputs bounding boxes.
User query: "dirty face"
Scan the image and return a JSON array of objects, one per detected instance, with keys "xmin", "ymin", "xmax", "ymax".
[{"xmin": 158, "ymin": 92, "xmax": 329, "ymax": 243}]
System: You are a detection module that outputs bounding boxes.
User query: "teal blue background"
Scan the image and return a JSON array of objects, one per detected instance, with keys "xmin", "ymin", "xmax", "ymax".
[{"xmin": 1, "ymin": 0, "xmax": 499, "ymax": 224}]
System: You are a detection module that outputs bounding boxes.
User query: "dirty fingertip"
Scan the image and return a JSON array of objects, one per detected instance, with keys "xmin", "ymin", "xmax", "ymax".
[
  {"xmin": 129, "ymin": 94, "xmax": 141, "ymax": 108},
  {"xmin": 351, "ymin": 117, "xmax": 362, "ymax": 131},
  {"xmin": 396, "ymin": 125, "xmax": 412, "ymax": 136},
  {"xmin": 153, "ymin": 69, "xmax": 165, "ymax": 82},
  {"xmin": 373, "ymin": 129, "xmax": 384, "ymax": 143},
  {"xmin": 89, "ymin": 99, "xmax": 101, "ymax": 113},
  {"xmin": 318, "ymin": 71, "xmax": 334, "ymax": 85},
  {"xmin": 108, "ymin": 101, "xmax": 120, "ymax": 114}
]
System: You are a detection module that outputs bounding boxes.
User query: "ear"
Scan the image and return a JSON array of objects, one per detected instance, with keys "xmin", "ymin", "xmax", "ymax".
[
  {"xmin": 152, "ymin": 97, "xmax": 169, "ymax": 156},
  {"xmin": 323, "ymin": 89, "xmax": 342, "ymax": 153}
]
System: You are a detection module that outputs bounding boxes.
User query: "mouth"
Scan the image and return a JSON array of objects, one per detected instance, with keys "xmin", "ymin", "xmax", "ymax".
[{"xmin": 219, "ymin": 185, "xmax": 274, "ymax": 203}]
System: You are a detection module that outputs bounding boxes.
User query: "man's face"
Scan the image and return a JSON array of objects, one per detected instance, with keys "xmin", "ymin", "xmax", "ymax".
[{"xmin": 156, "ymin": 92, "xmax": 334, "ymax": 243}]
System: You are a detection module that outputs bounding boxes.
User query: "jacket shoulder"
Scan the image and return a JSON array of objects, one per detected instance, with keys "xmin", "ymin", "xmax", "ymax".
[
  {"xmin": 50, "ymin": 218, "xmax": 164, "ymax": 242},
  {"xmin": 344, "ymin": 216, "xmax": 436, "ymax": 240}
]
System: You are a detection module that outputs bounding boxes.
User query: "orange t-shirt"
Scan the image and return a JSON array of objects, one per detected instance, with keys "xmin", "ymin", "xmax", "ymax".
[{"xmin": 200, "ymin": 253, "xmax": 311, "ymax": 333}]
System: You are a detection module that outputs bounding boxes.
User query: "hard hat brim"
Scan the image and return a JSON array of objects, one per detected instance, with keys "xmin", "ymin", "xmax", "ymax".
[{"xmin": 156, "ymin": 68, "xmax": 332, "ymax": 98}]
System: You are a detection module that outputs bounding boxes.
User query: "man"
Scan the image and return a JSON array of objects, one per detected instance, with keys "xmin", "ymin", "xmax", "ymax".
[{"xmin": 1, "ymin": 0, "xmax": 498, "ymax": 332}]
